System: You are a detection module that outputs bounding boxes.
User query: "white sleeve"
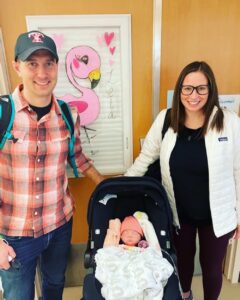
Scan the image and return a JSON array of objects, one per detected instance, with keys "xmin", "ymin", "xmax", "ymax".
[{"xmin": 125, "ymin": 109, "xmax": 167, "ymax": 176}]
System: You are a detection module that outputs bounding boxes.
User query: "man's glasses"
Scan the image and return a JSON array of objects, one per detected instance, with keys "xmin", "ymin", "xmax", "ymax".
[{"xmin": 181, "ymin": 85, "xmax": 209, "ymax": 96}]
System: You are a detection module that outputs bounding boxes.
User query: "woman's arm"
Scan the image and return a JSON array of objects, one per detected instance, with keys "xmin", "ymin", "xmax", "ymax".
[{"xmin": 125, "ymin": 109, "xmax": 167, "ymax": 176}]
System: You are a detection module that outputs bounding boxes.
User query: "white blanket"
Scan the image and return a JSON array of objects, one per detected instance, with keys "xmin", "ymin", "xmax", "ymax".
[{"xmin": 95, "ymin": 246, "xmax": 173, "ymax": 300}]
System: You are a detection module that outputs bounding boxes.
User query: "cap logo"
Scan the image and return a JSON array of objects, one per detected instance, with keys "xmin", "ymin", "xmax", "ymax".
[{"xmin": 28, "ymin": 32, "xmax": 44, "ymax": 43}]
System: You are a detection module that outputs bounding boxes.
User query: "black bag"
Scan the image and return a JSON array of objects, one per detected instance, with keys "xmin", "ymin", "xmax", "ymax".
[{"xmin": 144, "ymin": 109, "xmax": 171, "ymax": 181}]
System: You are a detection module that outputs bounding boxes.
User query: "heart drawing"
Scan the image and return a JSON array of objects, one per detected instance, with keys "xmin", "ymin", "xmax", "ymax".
[
  {"xmin": 104, "ymin": 32, "xmax": 114, "ymax": 46},
  {"xmin": 110, "ymin": 47, "xmax": 116, "ymax": 55}
]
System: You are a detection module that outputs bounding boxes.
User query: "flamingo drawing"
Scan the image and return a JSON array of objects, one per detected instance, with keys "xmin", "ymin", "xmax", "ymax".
[{"xmin": 60, "ymin": 46, "xmax": 101, "ymax": 126}]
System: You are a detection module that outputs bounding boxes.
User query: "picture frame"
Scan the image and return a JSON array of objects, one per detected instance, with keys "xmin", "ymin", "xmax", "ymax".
[
  {"xmin": 0, "ymin": 28, "xmax": 11, "ymax": 94},
  {"xmin": 26, "ymin": 14, "xmax": 132, "ymax": 176}
]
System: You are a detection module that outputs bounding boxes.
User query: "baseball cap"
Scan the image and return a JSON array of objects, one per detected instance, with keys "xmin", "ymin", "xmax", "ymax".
[
  {"xmin": 14, "ymin": 30, "xmax": 59, "ymax": 62},
  {"xmin": 120, "ymin": 216, "xmax": 143, "ymax": 237}
]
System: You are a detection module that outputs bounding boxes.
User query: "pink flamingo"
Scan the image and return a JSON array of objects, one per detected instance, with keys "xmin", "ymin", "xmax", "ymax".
[{"xmin": 60, "ymin": 46, "xmax": 101, "ymax": 126}]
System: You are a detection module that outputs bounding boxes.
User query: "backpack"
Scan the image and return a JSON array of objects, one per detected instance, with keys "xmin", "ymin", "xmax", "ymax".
[
  {"xmin": 0, "ymin": 94, "xmax": 79, "ymax": 178},
  {"xmin": 144, "ymin": 108, "xmax": 171, "ymax": 181}
]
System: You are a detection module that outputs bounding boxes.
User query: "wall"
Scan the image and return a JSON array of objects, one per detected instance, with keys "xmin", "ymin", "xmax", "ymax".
[
  {"xmin": 0, "ymin": 0, "xmax": 153, "ymax": 242},
  {"xmin": 160, "ymin": 0, "xmax": 240, "ymax": 109}
]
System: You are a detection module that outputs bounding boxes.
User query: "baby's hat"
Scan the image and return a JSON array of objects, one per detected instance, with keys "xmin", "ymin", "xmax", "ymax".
[{"xmin": 120, "ymin": 216, "xmax": 143, "ymax": 236}]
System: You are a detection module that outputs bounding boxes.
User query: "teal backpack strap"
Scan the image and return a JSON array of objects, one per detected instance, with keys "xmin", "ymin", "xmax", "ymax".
[
  {"xmin": 57, "ymin": 99, "xmax": 79, "ymax": 178},
  {"xmin": 0, "ymin": 95, "xmax": 15, "ymax": 149}
]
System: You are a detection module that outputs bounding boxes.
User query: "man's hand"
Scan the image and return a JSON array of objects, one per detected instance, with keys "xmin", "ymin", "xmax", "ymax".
[
  {"xmin": 0, "ymin": 239, "xmax": 16, "ymax": 270},
  {"xmin": 83, "ymin": 165, "xmax": 104, "ymax": 185}
]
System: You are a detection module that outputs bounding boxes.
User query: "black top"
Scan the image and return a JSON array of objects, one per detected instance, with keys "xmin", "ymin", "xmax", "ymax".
[
  {"xmin": 169, "ymin": 127, "xmax": 212, "ymax": 226},
  {"xmin": 29, "ymin": 101, "xmax": 52, "ymax": 121}
]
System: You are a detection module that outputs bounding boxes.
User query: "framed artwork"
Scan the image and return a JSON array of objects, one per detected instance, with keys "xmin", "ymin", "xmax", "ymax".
[
  {"xmin": 218, "ymin": 95, "xmax": 240, "ymax": 117},
  {"xmin": 0, "ymin": 28, "xmax": 11, "ymax": 94},
  {"xmin": 26, "ymin": 14, "xmax": 132, "ymax": 176}
]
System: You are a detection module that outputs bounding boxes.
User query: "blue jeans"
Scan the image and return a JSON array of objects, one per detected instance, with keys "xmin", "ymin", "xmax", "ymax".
[{"xmin": 0, "ymin": 218, "xmax": 72, "ymax": 300}]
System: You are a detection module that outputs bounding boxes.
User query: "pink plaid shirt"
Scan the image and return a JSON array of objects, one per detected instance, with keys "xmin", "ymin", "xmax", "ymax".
[{"xmin": 0, "ymin": 85, "xmax": 91, "ymax": 237}]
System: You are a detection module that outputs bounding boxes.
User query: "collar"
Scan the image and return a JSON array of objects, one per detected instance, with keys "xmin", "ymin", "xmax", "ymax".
[{"xmin": 11, "ymin": 84, "xmax": 62, "ymax": 115}]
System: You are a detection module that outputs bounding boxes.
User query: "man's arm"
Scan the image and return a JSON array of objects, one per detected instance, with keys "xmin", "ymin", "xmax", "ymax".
[
  {"xmin": 82, "ymin": 165, "xmax": 104, "ymax": 185},
  {"xmin": 69, "ymin": 110, "xmax": 104, "ymax": 185}
]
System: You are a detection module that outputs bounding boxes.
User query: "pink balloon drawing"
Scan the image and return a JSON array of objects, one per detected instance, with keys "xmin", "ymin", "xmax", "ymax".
[{"xmin": 60, "ymin": 46, "xmax": 101, "ymax": 126}]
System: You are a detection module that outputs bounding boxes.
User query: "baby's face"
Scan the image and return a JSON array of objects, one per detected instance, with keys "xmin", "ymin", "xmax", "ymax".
[{"xmin": 121, "ymin": 229, "xmax": 141, "ymax": 246}]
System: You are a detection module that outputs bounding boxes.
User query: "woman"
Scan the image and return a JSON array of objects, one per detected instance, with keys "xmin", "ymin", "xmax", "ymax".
[{"xmin": 125, "ymin": 61, "xmax": 240, "ymax": 300}]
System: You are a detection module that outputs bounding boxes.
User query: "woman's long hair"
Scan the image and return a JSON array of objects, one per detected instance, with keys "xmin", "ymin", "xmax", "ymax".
[{"xmin": 170, "ymin": 61, "xmax": 224, "ymax": 136}]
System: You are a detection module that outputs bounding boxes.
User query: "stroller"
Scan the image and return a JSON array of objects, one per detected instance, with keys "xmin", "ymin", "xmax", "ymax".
[{"xmin": 82, "ymin": 176, "xmax": 182, "ymax": 300}]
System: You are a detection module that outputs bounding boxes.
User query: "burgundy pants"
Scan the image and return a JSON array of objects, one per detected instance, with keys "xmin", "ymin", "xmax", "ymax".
[{"xmin": 173, "ymin": 223, "xmax": 234, "ymax": 300}]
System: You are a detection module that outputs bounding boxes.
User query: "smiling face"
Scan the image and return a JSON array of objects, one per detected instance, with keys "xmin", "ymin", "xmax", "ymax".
[
  {"xmin": 180, "ymin": 71, "xmax": 209, "ymax": 114},
  {"xmin": 12, "ymin": 49, "xmax": 58, "ymax": 106}
]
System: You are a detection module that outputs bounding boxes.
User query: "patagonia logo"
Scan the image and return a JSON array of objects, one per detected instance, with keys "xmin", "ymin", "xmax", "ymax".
[{"xmin": 218, "ymin": 137, "xmax": 228, "ymax": 142}]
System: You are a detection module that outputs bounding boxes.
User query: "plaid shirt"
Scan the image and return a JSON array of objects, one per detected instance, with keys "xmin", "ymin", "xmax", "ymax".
[{"xmin": 0, "ymin": 85, "xmax": 91, "ymax": 237}]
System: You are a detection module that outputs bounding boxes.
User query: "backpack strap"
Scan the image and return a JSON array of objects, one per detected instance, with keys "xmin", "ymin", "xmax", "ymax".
[
  {"xmin": 162, "ymin": 108, "xmax": 171, "ymax": 139},
  {"xmin": 57, "ymin": 100, "xmax": 79, "ymax": 178},
  {"xmin": 0, "ymin": 95, "xmax": 15, "ymax": 149},
  {"xmin": 144, "ymin": 108, "xmax": 171, "ymax": 181}
]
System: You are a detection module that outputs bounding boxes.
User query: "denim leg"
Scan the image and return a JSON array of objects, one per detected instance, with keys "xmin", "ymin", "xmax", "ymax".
[
  {"xmin": 0, "ymin": 219, "xmax": 72, "ymax": 300},
  {"xmin": 0, "ymin": 259, "xmax": 37, "ymax": 300},
  {"xmin": 0, "ymin": 246, "xmax": 39, "ymax": 300},
  {"xmin": 40, "ymin": 219, "xmax": 72, "ymax": 300}
]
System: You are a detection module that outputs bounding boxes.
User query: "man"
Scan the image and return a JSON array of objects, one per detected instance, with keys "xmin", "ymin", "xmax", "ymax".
[{"xmin": 0, "ymin": 30, "xmax": 104, "ymax": 300}]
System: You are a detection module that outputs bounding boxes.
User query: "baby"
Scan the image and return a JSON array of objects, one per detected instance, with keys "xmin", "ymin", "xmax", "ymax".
[
  {"xmin": 103, "ymin": 215, "xmax": 148, "ymax": 248},
  {"xmin": 97, "ymin": 213, "xmax": 172, "ymax": 300}
]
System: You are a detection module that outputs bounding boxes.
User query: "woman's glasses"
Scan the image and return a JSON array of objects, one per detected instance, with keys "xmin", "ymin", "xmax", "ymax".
[{"xmin": 181, "ymin": 85, "xmax": 209, "ymax": 95}]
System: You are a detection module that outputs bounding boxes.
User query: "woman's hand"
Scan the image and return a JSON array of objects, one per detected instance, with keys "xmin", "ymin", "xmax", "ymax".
[{"xmin": 233, "ymin": 224, "xmax": 240, "ymax": 240}]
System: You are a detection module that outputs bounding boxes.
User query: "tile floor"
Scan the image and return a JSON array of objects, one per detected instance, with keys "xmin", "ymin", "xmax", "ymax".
[
  {"xmin": 62, "ymin": 275, "xmax": 240, "ymax": 300},
  {"xmin": 191, "ymin": 275, "xmax": 240, "ymax": 300},
  {"xmin": 1, "ymin": 274, "xmax": 239, "ymax": 299}
]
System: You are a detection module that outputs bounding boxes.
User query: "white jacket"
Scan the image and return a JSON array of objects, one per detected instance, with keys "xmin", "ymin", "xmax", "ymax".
[{"xmin": 125, "ymin": 107, "xmax": 240, "ymax": 237}]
